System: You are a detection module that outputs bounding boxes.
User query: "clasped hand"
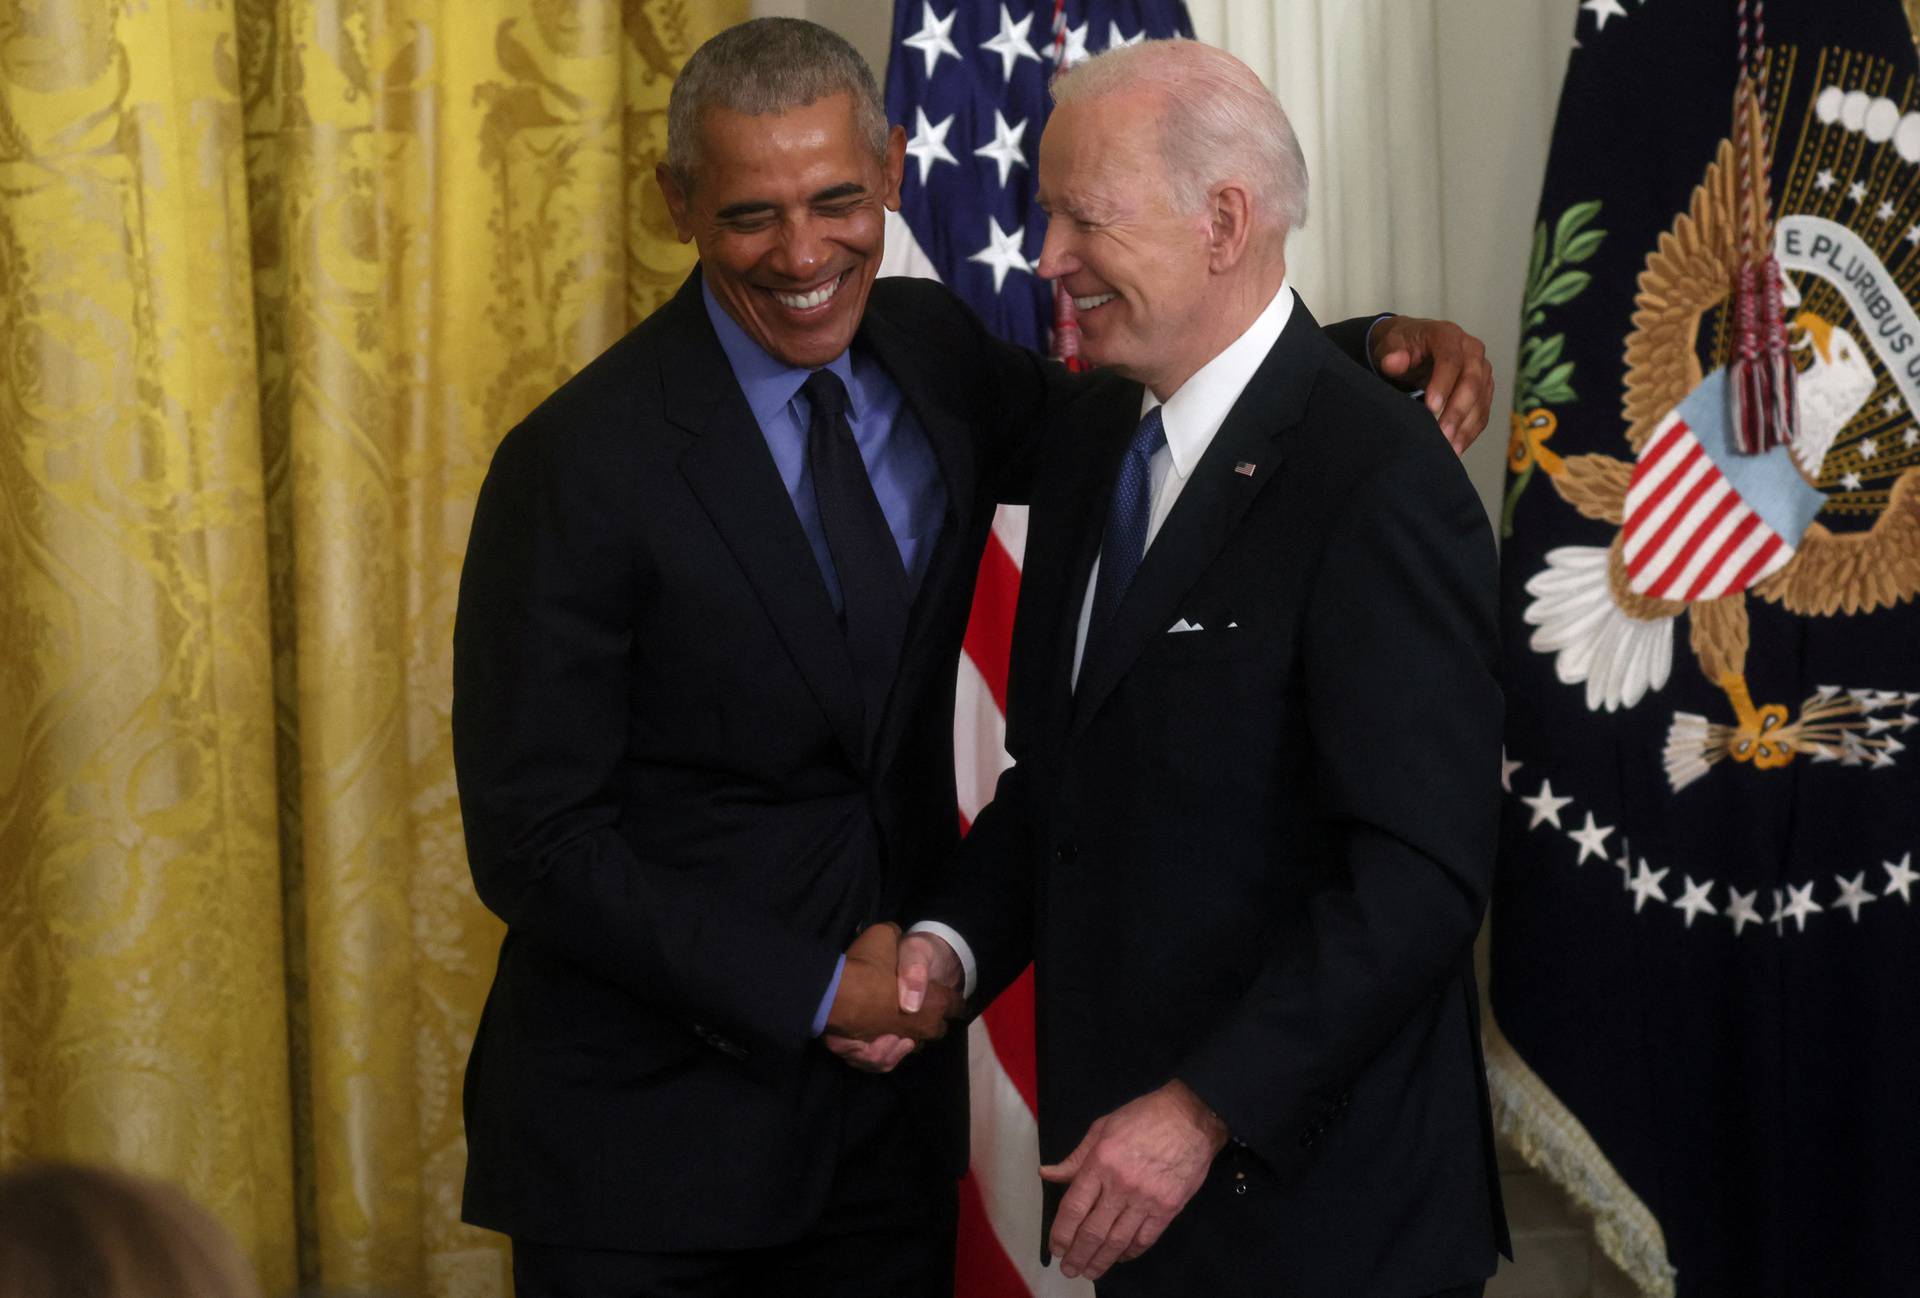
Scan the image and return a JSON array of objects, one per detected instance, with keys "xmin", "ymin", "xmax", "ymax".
[{"xmin": 821, "ymin": 924, "xmax": 962, "ymax": 1073}]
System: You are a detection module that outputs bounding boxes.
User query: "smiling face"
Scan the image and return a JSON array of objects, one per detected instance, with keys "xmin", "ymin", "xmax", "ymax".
[
  {"xmin": 658, "ymin": 93, "xmax": 906, "ymax": 369},
  {"xmin": 1035, "ymin": 90, "xmax": 1218, "ymax": 397}
]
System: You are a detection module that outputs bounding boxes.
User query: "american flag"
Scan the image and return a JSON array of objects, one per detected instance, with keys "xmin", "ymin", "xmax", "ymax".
[{"xmin": 878, "ymin": 3, "xmax": 1191, "ymax": 1293}]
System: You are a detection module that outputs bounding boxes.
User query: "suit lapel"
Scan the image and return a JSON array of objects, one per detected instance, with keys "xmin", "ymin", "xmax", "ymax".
[
  {"xmin": 853, "ymin": 296, "xmax": 982, "ymax": 774},
  {"xmin": 1070, "ymin": 301, "xmax": 1325, "ymax": 735},
  {"xmin": 667, "ymin": 271, "xmax": 869, "ymax": 770},
  {"xmin": 1036, "ymin": 378, "xmax": 1140, "ymax": 731}
]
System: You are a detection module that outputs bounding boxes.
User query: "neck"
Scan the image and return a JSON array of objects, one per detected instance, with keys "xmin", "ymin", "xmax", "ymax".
[{"xmin": 1146, "ymin": 257, "xmax": 1289, "ymax": 402}]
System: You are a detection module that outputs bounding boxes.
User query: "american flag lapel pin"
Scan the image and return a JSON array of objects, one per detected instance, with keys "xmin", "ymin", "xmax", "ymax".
[{"xmin": 1234, "ymin": 460, "xmax": 1257, "ymax": 476}]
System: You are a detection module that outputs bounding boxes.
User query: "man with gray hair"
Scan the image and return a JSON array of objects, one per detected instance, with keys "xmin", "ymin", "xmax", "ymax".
[
  {"xmin": 454, "ymin": 17, "xmax": 1497, "ymax": 1296},
  {"xmin": 900, "ymin": 38, "xmax": 1509, "ymax": 1296}
]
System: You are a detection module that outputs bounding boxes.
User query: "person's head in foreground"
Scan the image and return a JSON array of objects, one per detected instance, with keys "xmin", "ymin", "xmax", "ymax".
[
  {"xmin": 1036, "ymin": 38, "xmax": 1308, "ymax": 399},
  {"xmin": 0, "ymin": 1163, "xmax": 262, "ymax": 1298}
]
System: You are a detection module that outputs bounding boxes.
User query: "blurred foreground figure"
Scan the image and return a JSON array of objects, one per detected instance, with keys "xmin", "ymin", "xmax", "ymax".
[{"xmin": 0, "ymin": 1163, "xmax": 262, "ymax": 1298}]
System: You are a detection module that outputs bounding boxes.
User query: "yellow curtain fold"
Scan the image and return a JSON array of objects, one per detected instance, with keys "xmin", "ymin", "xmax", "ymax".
[{"xmin": 1, "ymin": 1, "xmax": 743, "ymax": 1294}]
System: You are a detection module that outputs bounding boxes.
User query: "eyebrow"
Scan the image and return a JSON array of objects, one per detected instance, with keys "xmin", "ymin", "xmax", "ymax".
[{"xmin": 714, "ymin": 183, "xmax": 867, "ymax": 221}]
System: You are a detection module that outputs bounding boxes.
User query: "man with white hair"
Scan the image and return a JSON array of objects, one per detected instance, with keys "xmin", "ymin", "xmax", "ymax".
[{"xmin": 900, "ymin": 39, "xmax": 1509, "ymax": 1296}]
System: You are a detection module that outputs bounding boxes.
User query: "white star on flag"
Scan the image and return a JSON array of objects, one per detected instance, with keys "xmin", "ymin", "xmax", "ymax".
[
  {"xmin": 1674, "ymin": 876, "xmax": 1718, "ymax": 928},
  {"xmin": 904, "ymin": 108, "xmax": 957, "ymax": 184},
  {"xmin": 969, "ymin": 215, "xmax": 1032, "ymax": 292},
  {"xmin": 1108, "ymin": 22, "xmax": 1145, "ymax": 48},
  {"xmin": 1521, "ymin": 779, "xmax": 1573, "ymax": 830},
  {"xmin": 1582, "ymin": 0, "xmax": 1628, "ymax": 30},
  {"xmin": 980, "ymin": 5, "xmax": 1042, "ymax": 83},
  {"xmin": 1907, "ymin": 428, "xmax": 1920, "ymax": 448},
  {"xmin": 1832, "ymin": 871, "xmax": 1878, "ymax": 922},
  {"xmin": 1726, "ymin": 888, "xmax": 1762, "ymax": 936},
  {"xmin": 973, "ymin": 110, "xmax": 1029, "ymax": 187},
  {"xmin": 1815, "ymin": 169, "xmax": 1837, "ymax": 191},
  {"xmin": 902, "ymin": 3, "xmax": 959, "ymax": 78},
  {"xmin": 1566, "ymin": 812, "xmax": 1615, "ymax": 865},
  {"xmin": 1907, "ymin": 224, "xmax": 1920, "ymax": 247},
  {"xmin": 1848, "ymin": 180, "xmax": 1869, "ymax": 203},
  {"xmin": 1881, "ymin": 395, "xmax": 1901, "ymax": 415},
  {"xmin": 1841, "ymin": 471, "xmax": 1864, "ymax": 491},
  {"xmin": 1884, "ymin": 852, "xmax": 1918, "ymax": 902},
  {"xmin": 1628, "ymin": 860, "xmax": 1670, "ymax": 913},
  {"xmin": 1049, "ymin": 20, "xmax": 1091, "ymax": 68},
  {"xmin": 1877, "ymin": 200, "xmax": 1897, "ymax": 221},
  {"xmin": 1861, "ymin": 436, "xmax": 1879, "ymax": 459},
  {"xmin": 1782, "ymin": 880, "xmax": 1824, "ymax": 932}
]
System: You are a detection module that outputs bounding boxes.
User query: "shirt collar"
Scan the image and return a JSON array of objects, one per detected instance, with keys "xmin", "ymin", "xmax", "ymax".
[
  {"xmin": 1141, "ymin": 277, "xmax": 1294, "ymax": 481},
  {"xmin": 702, "ymin": 275, "xmax": 860, "ymax": 426}
]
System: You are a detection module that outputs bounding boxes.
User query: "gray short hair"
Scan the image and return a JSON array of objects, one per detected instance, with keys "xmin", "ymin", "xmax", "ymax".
[
  {"xmin": 667, "ymin": 19, "xmax": 889, "ymax": 188},
  {"xmin": 1052, "ymin": 39, "xmax": 1308, "ymax": 237}
]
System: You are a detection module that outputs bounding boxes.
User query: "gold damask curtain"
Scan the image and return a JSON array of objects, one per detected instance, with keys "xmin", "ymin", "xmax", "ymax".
[{"xmin": 0, "ymin": 1, "xmax": 743, "ymax": 1293}]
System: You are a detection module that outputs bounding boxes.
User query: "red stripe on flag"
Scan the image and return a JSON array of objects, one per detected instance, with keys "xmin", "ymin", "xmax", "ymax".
[
  {"xmin": 1726, "ymin": 531, "xmax": 1785, "ymax": 592},
  {"xmin": 1627, "ymin": 450, "xmax": 1715, "ymax": 579},
  {"xmin": 981, "ymin": 963, "xmax": 1040, "ymax": 1115},
  {"xmin": 1677, "ymin": 510, "xmax": 1760, "ymax": 601},
  {"xmin": 956, "ymin": 1169, "xmax": 1032, "ymax": 1297},
  {"xmin": 1625, "ymin": 442, "xmax": 1704, "ymax": 558},
  {"xmin": 964, "ymin": 531, "xmax": 1022, "ymax": 711}
]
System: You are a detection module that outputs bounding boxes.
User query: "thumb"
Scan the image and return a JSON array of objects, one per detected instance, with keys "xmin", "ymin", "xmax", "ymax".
[{"xmin": 898, "ymin": 948, "xmax": 929, "ymax": 1014}]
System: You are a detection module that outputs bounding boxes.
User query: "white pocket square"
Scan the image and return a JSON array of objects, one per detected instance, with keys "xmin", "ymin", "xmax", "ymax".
[{"xmin": 1167, "ymin": 617, "xmax": 1205, "ymax": 634}]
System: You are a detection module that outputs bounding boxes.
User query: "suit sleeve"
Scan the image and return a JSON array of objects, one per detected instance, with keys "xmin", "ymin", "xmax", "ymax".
[
  {"xmin": 453, "ymin": 418, "xmax": 841, "ymax": 1067},
  {"xmin": 914, "ymin": 752, "xmax": 1041, "ymax": 1012},
  {"xmin": 1175, "ymin": 434, "xmax": 1502, "ymax": 1168}
]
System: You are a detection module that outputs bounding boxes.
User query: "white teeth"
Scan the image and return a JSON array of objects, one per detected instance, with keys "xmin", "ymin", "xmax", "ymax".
[
  {"xmin": 774, "ymin": 275, "xmax": 841, "ymax": 310},
  {"xmin": 1073, "ymin": 292, "xmax": 1117, "ymax": 311}
]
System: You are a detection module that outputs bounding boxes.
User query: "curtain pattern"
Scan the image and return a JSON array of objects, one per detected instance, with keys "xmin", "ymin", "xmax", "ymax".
[{"xmin": 0, "ymin": 2, "xmax": 743, "ymax": 1293}]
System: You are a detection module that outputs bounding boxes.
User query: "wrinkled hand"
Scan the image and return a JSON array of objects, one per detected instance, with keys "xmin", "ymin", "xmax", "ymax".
[
  {"xmin": 1369, "ymin": 315, "xmax": 1494, "ymax": 454},
  {"xmin": 896, "ymin": 930, "xmax": 964, "ymax": 1015},
  {"xmin": 1040, "ymin": 1081, "xmax": 1230, "ymax": 1281},
  {"xmin": 825, "ymin": 923, "xmax": 961, "ymax": 1046}
]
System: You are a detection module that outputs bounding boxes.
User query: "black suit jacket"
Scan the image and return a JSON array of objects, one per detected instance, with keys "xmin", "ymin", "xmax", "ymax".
[
  {"xmin": 926, "ymin": 298, "xmax": 1512, "ymax": 1294},
  {"xmin": 452, "ymin": 270, "xmax": 1392, "ymax": 1252}
]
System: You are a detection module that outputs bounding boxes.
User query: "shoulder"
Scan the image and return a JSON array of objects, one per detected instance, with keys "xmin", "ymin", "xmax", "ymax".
[
  {"xmin": 1293, "ymin": 334, "xmax": 1479, "ymax": 514},
  {"xmin": 487, "ymin": 293, "xmax": 699, "ymax": 483}
]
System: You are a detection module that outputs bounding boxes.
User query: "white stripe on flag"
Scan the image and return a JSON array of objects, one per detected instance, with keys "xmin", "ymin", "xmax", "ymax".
[
  {"xmin": 969, "ymin": 1020, "xmax": 1096, "ymax": 1298},
  {"xmin": 955, "ymin": 652, "xmax": 1014, "ymax": 825},
  {"xmin": 1635, "ymin": 475, "xmax": 1733, "ymax": 593},
  {"xmin": 1623, "ymin": 447, "xmax": 1712, "ymax": 563}
]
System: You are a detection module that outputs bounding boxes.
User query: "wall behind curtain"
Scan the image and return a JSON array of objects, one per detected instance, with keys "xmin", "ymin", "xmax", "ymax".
[{"xmin": 0, "ymin": 2, "xmax": 742, "ymax": 1295}]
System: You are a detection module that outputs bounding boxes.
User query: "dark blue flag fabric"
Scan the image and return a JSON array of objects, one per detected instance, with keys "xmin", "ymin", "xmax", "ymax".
[
  {"xmin": 1490, "ymin": 4, "xmax": 1920, "ymax": 1296},
  {"xmin": 883, "ymin": 0, "xmax": 1191, "ymax": 353}
]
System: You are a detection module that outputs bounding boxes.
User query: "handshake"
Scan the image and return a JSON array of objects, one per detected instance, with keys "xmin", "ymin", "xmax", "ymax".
[{"xmin": 822, "ymin": 924, "xmax": 966, "ymax": 1074}]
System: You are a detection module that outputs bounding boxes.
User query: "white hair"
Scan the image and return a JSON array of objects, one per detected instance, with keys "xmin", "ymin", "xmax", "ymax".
[{"xmin": 1051, "ymin": 39, "xmax": 1308, "ymax": 237}]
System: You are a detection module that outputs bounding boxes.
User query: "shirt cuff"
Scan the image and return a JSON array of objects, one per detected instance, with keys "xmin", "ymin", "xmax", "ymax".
[
  {"xmin": 906, "ymin": 920, "xmax": 978, "ymax": 1000},
  {"xmin": 810, "ymin": 954, "xmax": 846, "ymax": 1038},
  {"xmin": 1361, "ymin": 313, "xmax": 1395, "ymax": 374}
]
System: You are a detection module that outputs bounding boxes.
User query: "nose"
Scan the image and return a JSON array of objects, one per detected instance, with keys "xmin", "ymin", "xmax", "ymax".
[
  {"xmin": 770, "ymin": 214, "xmax": 828, "ymax": 282},
  {"xmin": 1035, "ymin": 214, "xmax": 1078, "ymax": 282}
]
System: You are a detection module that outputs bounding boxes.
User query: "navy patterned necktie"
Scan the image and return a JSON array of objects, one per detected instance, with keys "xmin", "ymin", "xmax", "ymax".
[
  {"xmin": 1089, "ymin": 405, "xmax": 1168, "ymax": 638},
  {"xmin": 802, "ymin": 368, "xmax": 910, "ymax": 743}
]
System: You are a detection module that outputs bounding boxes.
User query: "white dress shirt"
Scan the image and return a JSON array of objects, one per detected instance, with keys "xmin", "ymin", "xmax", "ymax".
[{"xmin": 915, "ymin": 278, "xmax": 1296, "ymax": 997}]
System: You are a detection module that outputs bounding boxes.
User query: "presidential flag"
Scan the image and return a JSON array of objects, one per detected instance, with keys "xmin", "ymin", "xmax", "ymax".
[
  {"xmin": 878, "ymin": 3, "xmax": 1190, "ymax": 1294},
  {"xmin": 1491, "ymin": 3, "xmax": 1920, "ymax": 1294}
]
